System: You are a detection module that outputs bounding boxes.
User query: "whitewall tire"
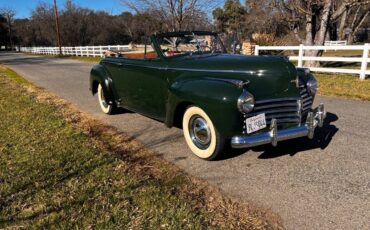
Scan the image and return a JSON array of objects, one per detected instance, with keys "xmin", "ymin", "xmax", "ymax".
[
  {"xmin": 97, "ymin": 84, "xmax": 115, "ymax": 114},
  {"xmin": 182, "ymin": 106, "xmax": 225, "ymax": 160}
]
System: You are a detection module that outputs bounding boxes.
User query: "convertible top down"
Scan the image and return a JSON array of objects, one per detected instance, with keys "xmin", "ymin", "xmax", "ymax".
[{"xmin": 90, "ymin": 31, "xmax": 326, "ymax": 160}]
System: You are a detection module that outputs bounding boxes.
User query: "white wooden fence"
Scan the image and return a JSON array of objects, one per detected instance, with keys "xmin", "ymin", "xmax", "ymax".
[
  {"xmin": 18, "ymin": 45, "xmax": 144, "ymax": 57},
  {"xmin": 255, "ymin": 44, "xmax": 370, "ymax": 80}
]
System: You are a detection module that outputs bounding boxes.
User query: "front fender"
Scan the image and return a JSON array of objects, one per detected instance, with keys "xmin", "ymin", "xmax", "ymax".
[
  {"xmin": 297, "ymin": 68, "xmax": 316, "ymax": 83},
  {"xmin": 166, "ymin": 78, "xmax": 245, "ymax": 138},
  {"xmin": 90, "ymin": 64, "xmax": 115, "ymax": 104}
]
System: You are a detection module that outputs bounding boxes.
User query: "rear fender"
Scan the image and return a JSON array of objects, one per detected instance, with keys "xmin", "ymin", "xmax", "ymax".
[{"xmin": 90, "ymin": 64, "xmax": 115, "ymax": 104}]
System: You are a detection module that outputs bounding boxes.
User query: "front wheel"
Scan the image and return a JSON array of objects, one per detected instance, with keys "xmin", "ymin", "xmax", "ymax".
[
  {"xmin": 182, "ymin": 106, "xmax": 226, "ymax": 160},
  {"xmin": 97, "ymin": 84, "xmax": 116, "ymax": 114}
]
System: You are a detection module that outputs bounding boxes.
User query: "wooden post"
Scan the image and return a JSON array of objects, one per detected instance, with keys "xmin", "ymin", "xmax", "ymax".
[
  {"xmin": 53, "ymin": 0, "xmax": 62, "ymax": 55},
  {"xmin": 298, "ymin": 44, "xmax": 304, "ymax": 67},
  {"xmin": 360, "ymin": 43, "xmax": 369, "ymax": 80},
  {"xmin": 254, "ymin": 45, "xmax": 259, "ymax": 56}
]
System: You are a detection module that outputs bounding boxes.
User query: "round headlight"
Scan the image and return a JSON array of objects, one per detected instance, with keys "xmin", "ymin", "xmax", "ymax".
[
  {"xmin": 237, "ymin": 90, "xmax": 255, "ymax": 113},
  {"xmin": 306, "ymin": 75, "xmax": 318, "ymax": 96}
]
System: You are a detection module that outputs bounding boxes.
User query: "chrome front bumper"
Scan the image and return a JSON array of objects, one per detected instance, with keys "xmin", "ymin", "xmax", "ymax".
[{"xmin": 231, "ymin": 103, "xmax": 326, "ymax": 148}]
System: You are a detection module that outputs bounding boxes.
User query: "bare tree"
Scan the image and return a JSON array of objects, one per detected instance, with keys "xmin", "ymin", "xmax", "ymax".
[
  {"xmin": 346, "ymin": 4, "xmax": 370, "ymax": 43},
  {"xmin": 277, "ymin": 0, "xmax": 370, "ymax": 66},
  {"xmin": 30, "ymin": 3, "xmax": 55, "ymax": 46},
  {"xmin": 0, "ymin": 7, "xmax": 15, "ymax": 50},
  {"xmin": 122, "ymin": 0, "xmax": 221, "ymax": 31}
]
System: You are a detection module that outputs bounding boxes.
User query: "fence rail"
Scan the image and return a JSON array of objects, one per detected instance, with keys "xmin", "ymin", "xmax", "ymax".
[
  {"xmin": 254, "ymin": 44, "xmax": 369, "ymax": 80},
  {"xmin": 17, "ymin": 45, "xmax": 145, "ymax": 57}
]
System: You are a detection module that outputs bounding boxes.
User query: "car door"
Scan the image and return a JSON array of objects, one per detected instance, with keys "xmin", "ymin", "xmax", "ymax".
[{"xmin": 114, "ymin": 57, "xmax": 168, "ymax": 120}]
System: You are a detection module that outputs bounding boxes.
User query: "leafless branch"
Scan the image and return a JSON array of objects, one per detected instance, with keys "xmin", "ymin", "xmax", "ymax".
[{"xmin": 333, "ymin": 0, "xmax": 370, "ymax": 20}]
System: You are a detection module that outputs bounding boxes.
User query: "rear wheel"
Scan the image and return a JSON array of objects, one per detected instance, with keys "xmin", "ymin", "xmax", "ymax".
[
  {"xmin": 97, "ymin": 84, "xmax": 116, "ymax": 114},
  {"xmin": 182, "ymin": 106, "xmax": 225, "ymax": 160}
]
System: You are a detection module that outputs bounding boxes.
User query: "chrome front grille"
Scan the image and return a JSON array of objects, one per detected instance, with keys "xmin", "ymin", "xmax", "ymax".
[
  {"xmin": 244, "ymin": 86, "xmax": 313, "ymax": 129},
  {"xmin": 299, "ymin": 86, "xmax": 313, "ymax": 115},
  {"xmin": 246, "ymin": 97, "xmax": 302, "ymax": 126}
]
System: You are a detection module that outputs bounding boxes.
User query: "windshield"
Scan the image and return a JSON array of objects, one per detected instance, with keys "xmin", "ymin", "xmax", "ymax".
[{"xmin": 156, "ymin": 33, "xmax": 226, "ymax": 57}]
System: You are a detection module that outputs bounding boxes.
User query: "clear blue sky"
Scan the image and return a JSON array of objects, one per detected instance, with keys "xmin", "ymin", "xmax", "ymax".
[{"xmin": 0, "ymin": 0, "xmax": 130, "ymax": 19}]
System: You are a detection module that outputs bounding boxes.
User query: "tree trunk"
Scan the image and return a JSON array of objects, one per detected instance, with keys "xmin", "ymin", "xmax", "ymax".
[
  {"xmin": 347, "ymin": 32, "xmax": 355, "ymax": 44},
  {"xmin": 338, "ymin": 8, "xmax": 348, "ymax": 40},
  {"xmin": 348, "ymin": 7, "xmax": 370, "ymax": 44},
  {"xmin": 347, "ymin": 6, "xmax": 361, "ymax": 44},
  {"xmin": 304, "ymin": 0, "xmax": 332, "ymax": 67},
  {"xmin": 304, "ymin": 12, "xmax": 314, "ymax": 45}
]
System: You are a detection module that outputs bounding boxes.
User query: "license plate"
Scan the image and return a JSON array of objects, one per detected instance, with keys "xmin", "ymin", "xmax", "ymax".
[{"xmin": 246, "ymin": 113, "xmax": 267, "ymax": 134}]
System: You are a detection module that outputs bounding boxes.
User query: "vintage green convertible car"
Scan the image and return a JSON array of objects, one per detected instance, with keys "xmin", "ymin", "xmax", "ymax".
[{"xmin": 90, "ymin": 31, "xmax": 326, "ymax": 160}]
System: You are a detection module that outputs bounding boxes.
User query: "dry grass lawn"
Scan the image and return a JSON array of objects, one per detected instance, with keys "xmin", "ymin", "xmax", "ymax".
[
  {"xmin": 316, "ymin": 73, "xmax": 370, "ymax": 101},
  {"xmin": 0, "ymin": 65, "xmax": 282, "ymax": 229}
]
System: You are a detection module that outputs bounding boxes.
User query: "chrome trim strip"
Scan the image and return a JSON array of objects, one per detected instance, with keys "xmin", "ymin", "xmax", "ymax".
[
  {"xmin": 255, "ymin": 97, "xmax": 301, "ymax": 104},
  {"xmin": 253, "ymin": 102, "xmax": 298, "ymax": 110},
  {"xmin": 266, "ymin": 118, "xmax": 300, "ymax": 124},
  {"xmin": 300, "ymin": 93, "xmax": 310, "ymax": 98},
  {"xmin": 247, "ymin": 108, "xmax": 298, "ymax": 117},
  {"xmin": 265, "ymin": 113, "xmax": 300, "ymax": 119},
  {"xmin": 231, "ymin": 104, "xmax": 326, "ymax": 148},
  {"xmin": 206, "ymin": 77, "xmax": 250, "ymax": 88},
  {"xmin": 302, "ymin": 97, "xmax": 312, "ymax": 103},
  {"xmin": 303, "ymin": 105, "xmax": 312, "ymax": 111},
  {"xmin": 303, "ymin": 101, "xmax": 312, "ymax": 108},
  {"xmin": 168, "ymin": 67, "xmax": 255, "ymax": 74}
]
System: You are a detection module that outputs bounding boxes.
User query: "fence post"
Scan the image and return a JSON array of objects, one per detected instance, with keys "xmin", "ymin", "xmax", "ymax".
[
  {"xmin": 100, "ymin": 46, "xmax": 103, "ymax": 57},
  {"xmin": 254, "ymin": 45, "xmax": 259, "ymax": 56},
  {"xmin": 360, "ymin": 43, "xmax": 369, "ymax": 80},
  {"xmin": 298, "ymin": 44, "xmax": 304, "ymax": 67}
]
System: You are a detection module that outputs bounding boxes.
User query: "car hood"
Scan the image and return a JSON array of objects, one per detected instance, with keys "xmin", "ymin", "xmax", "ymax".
[{"xmin": 169, "ymin": 54, "xmax": 300, "ymax": 100}]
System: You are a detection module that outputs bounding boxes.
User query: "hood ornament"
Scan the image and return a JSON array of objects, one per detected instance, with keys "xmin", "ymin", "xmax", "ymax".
[{"xmin": 236, "ymin": 80, "xmax": 250, "ymax": 88}]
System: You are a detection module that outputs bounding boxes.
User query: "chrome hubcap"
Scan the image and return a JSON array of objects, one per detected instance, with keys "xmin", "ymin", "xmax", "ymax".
[{"xmin": 189, "ymin": 116, "xmax": 211, "ymax": 149}]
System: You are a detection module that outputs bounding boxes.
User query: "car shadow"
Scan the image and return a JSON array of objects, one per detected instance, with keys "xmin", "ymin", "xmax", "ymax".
[
  {"xmin": 111, "ymin": 107, "xmax": 134, "ymax": 115},
  {"xmin": 220, "ymin": 112, "xmax": 339, "ymax": 160}
]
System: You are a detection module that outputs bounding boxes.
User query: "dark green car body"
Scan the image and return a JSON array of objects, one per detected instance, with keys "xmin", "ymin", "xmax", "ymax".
[{"xmin": 90, "ymin": 32, "xmax": 317, "ymax": 140}]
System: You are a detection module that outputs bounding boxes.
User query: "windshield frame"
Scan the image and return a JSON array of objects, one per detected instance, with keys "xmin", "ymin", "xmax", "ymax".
[{"xmin": 152, "ymin": 31, "xmax": 226, "ymax": 59}]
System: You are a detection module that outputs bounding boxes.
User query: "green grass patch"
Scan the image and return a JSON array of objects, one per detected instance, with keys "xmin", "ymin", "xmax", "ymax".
[
  {"xmin": 0, "ymin": 71, "xmax": 200, "ymax": 228},
  {"xmin": 322, "ymin": 50, "xmax": 367, "ymax": 57},
  {"xmin": 316, "ymin": 73, "xmax": 370, "ymax": 101},
  {"xmin": 56, "ymin": 55, "xmax": 102, "ymax": 63},
  {"xmin": 0, "ymin": 67, "xmax": 277, "ymax": 229},
  {"xmin": 1, "ymin": 67, "xmax": 29, "ymax": 85}
]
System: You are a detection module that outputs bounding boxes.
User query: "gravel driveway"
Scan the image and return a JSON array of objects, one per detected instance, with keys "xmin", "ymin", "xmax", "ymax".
[{"xmin": 1, "ymin": 52, "xmax": 369, "ymax": 230}]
